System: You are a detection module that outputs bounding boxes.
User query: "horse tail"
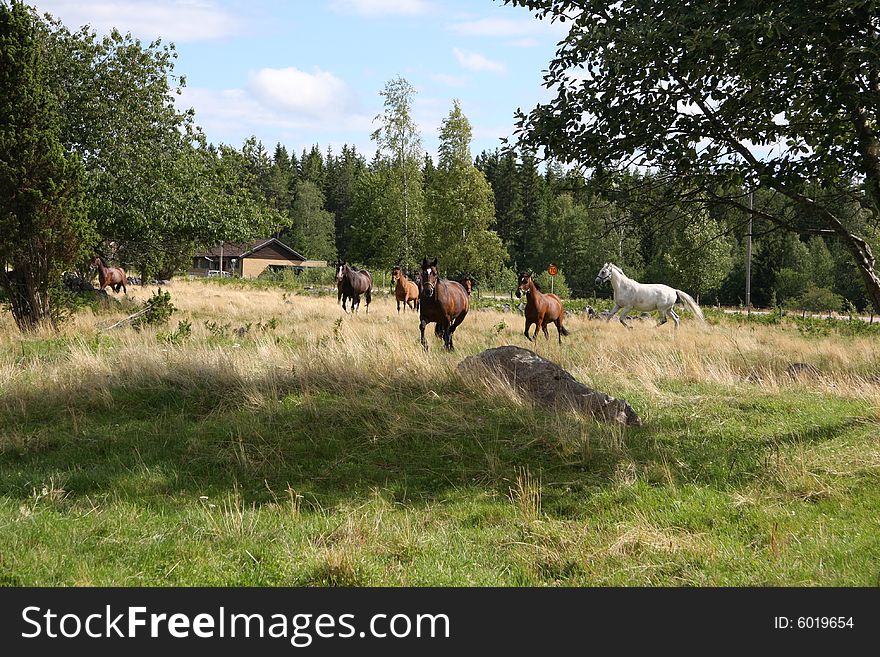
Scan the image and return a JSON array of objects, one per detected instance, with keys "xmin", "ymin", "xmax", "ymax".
[{"xmin": 676, "ymin": 290, "xmax": 705, "ymax": 321}]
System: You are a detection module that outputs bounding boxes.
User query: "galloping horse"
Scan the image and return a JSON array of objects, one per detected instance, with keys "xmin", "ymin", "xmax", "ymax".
[
  {"xmin": 337, "ymin": 262, "xmax": 372, "ymax": 313},
  {"xmin": 457, "ymin": 273, "xmax": 477, "ymax": 296},
  {"xmin": 89, "ymin": 256, "xmax": 127, "ymax": 294},
  {"xmin": 391, "ymin": 266, "xmax": 420, "ymax": 313},
  {"xmin": 335, "ymin": 261, "xmax": 345, "ymax": 305},
  {"xmin": 419, "ymin": 257, "xmax": 469, "ymax": 351},
  {"xmin": 594, "ymin": 262, "xmax": 704, "ymax": 328},
  {"xmin": 516, "ymin": 271, "xmax": 569, "ymax": 344}
]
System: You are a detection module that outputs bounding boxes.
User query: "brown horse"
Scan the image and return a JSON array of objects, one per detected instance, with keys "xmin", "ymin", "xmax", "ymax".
[
  {"xmin": 89, "ymin": 256, "xmax": 127, "ymax": 294},
  {"xmin": 391, "ymin": 266, "xmax": 420, "ymax": 312},
  {"xmin": 419, "ymin": 257, "xmax": 469, "ymax": 351},
  {"xmin": 457, "ymin": 273, "xmax": 476, "ymax": 296},
  {"xmin": 335, "ymin": 261, "xmax": 345, "ymax": 306},
  {"xmin": 516, "ymin": 271, "xmax": 569, "ymax": 344},
  {"xmin": 337, "ymin": 262, "xmax": 372, "ymax": 313}
]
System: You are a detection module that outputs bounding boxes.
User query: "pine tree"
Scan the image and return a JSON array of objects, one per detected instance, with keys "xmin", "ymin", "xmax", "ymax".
[
  {"xmin": 283, "ymin": 180, "xmax": 335, "ymax": 262},
  {"xmin": 516, "ymin": 151, "xmax": 546, "ymax": 271},
  {"xmin": 324, "ymin": 144, "xmax": 365, "ymax": 258}
]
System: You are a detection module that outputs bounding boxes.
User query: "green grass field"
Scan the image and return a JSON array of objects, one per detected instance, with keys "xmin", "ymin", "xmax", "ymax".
[{"xmin": 1, "ymin": 280, "xmax": 878, "ymax": 585}]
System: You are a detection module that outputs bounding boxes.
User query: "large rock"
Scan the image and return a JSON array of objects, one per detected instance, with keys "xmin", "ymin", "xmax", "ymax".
[{"xmin": 457, "ymin": 346, "xmax": 642, "ymax": 426}]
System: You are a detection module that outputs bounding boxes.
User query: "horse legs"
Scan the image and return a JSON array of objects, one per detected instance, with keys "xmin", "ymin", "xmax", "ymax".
[
  {"xmin": 618, "ymin": 307, "xmax": 633, "ymax": 329},
  {"xmin": 555, "ymin": 319, "xmax": 563, "ymax": 344},
  {"xmin": 365, "ymin": 290, "xmax": 371, "ymax": 313},
  {"xmin": 656, "ymin": 310, "xmax": 668, "ymax": 328},
  {"xmin": 669, "ymin": 309, "xmax": 680, "ymax": 329},
  {"xmin": 397, "ymin": 299, "xmax": 401, "ymax": 313},
  {"xmin": 419, "ymin": 319, "xmax": 428, "ymax": 351},
  {"xmin": 524, "ymin": 320, "xmax": 534, "ymax": 341},
  {"xmin": 606, "ymin": 304, "xmax": 621, "ymax": 322},
  {"xmin": 447, "ymin": 314, "xmax": 466, "ymax": 351}
]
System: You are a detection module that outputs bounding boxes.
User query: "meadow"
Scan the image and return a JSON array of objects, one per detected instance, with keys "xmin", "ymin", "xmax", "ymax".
[{"xmin": 0, "ymin": 279, "xmax": 878, "ymax": 586}]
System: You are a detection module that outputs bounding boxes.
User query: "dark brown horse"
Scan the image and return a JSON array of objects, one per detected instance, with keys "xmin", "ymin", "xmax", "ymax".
[
  {"xmin": 335, "ymin": 261, "xmax": 345, "ymax": 306},
  {"xmin": 516, "ymin": 271, "xmax": 568, "ymax": 344},
  {"xmin": 337, "ymin": 262, "xmax": 372, "ymax": 313},
  {"xmin": 419, "ymin": 257, "xmax": 469, "ymax": 351},
  {"xmin": 90, "ymin": 256, "xmax": 127, "ymax": 294},
  {"xmin": 391, "ymin": 266, "xmax": 420, "ymax": 313},
  {"xmin": 457, "ymin": 273, "xmax": 476, "ymax": 296}
]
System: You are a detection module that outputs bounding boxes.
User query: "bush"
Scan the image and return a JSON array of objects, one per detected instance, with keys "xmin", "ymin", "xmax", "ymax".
[
  {"xmin": 535, "ymin": 270, "xmax": 571, "ymax": 298},
  {"xmin": 258, "ymin": 266, "xmax": 337, "ymax": 286},
  {"xmin": 158, "ymin": 319, "xmax": 191, "ymax": 345},
  {"xmin": 789, "ymin": 286, "xmax": 844, "ymax": 314},
  {"xmin": 132, "ymin": 289, "xmax": 175, "ymax": 330}
]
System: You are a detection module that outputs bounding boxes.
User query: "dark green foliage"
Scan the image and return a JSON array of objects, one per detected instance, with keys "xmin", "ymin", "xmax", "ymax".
[
  {"xmin": 131, "ymin": 288, "xmax": 175, "ymax": 330},
  {"xmin": 505, "ymin": 0, "xmax": 880, "ymax": 310},
  {"xmin": 158, "ymin": 319, "xmax": 192, "ymax": 345},
  {"xmin": 0, "ymin": 1, "xmax": 93, "ymax": 330}
]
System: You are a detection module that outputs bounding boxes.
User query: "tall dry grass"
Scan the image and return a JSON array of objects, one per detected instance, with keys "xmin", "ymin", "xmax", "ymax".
[{"xmin": 1, "ymin": 279, "xmax": 878, "ymax": 414}]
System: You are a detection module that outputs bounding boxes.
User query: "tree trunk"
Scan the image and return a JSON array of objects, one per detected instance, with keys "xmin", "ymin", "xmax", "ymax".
[
  {"xmin": 1, "ymin": 267, "xmax": 48, "ymax": 331},
  {"xmin": 845, "ymin": 238, "xmax": 880, "ymax": 312}
]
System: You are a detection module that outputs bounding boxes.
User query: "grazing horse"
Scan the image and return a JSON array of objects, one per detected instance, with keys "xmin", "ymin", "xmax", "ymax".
[
  {"xmin": 391, "ymin": 266, "xmax": 420, "ymax": 313},
  {"xmin": 337, "ymin": 262, "xmax": 372, "ymax": 313},
  {"xmin": 516, "ymin": 271, "xmax": 569, "ymax": 344},
  {"xmin": 594, "ymin": 262, "xmax": 704, "ymax": 328},
  {"xmin": 89, "ymin": 256, "xmax": 127, "ymax": 294},
  {"xmin": 419, "ymin": 257, "xmax": 469, "ymax": 351}
]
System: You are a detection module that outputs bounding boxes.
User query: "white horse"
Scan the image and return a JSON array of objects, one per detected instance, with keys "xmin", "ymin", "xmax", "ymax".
[{"xmin": 594, "ymin": 263, "xmax": 704, "ymax": 328}]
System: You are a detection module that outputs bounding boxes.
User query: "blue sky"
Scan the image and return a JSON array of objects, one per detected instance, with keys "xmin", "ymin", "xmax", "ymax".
[{"xmin": 33, "ymin": 0, "xmax": 566, "ymax": 161}]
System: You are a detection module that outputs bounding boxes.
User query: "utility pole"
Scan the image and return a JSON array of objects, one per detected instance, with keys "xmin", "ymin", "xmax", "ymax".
[{"xmin": 745, "ymin": 190, "xmax": 753, "ymax": 316}]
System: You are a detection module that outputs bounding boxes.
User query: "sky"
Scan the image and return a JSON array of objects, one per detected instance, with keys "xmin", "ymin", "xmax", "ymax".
[{"xmin": 31, "ymin": 0, "xmax": 568, "ymax": 161}]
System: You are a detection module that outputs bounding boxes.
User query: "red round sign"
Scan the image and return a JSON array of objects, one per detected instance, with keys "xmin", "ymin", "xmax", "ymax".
[{"xmin": 547, "ymin": 264, "xmax": 558, "ymax": 276}]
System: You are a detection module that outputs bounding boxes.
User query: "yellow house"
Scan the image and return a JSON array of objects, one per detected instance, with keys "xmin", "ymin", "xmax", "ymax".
[{"xmin": 190, "ymin": 238, "xmax": 327, "ymax": 278}]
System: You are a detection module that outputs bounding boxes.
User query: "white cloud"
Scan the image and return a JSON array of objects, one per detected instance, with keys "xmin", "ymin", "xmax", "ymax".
[
  {"xmin": 179, "ymin": 75, "xmax": 373, "ymax": 148},
  {"xmin": 33, "ymin": 0, "xmax": 239, "ymax": 42},
  {"xmin": 329, "ymin": 0, "xmax": 432, "ymax": 16},
  {"xmin": 453, "ymin": 47, "xmax": 506, "ymax": 74},
  {"xmin": 249, "ymin": 67, "xmax": 359, "ymax": 119}
]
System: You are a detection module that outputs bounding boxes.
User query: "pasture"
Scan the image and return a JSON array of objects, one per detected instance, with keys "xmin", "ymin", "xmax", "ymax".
[{"xmin": 0, "ymin": 279, "xmax": 878, "ymax": 586}]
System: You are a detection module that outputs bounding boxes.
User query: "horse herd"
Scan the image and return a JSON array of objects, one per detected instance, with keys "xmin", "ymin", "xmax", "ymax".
[
  {"xmin": 84, "ymin": 253, "xmax": 705, "ymax": 351},
  {"xmin": 336, "ymin": 258, "xmax": 705, "ymax": 351}
]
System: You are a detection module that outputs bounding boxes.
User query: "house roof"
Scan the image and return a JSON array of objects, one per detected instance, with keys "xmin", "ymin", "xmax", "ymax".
[{"xmin": 194, "ymin": 238, "xmax": 307, "ymax": 261}]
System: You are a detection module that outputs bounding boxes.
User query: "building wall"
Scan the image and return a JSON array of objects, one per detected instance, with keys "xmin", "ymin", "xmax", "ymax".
[{"xmin": 242, "ymin": 257, "xmax": 304, "ymax": 278}]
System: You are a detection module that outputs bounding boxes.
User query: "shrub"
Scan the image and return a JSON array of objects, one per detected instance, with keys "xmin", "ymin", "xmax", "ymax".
[
  {"xmin": 790, "ymin": 286, "xmax": 844, "ymax": 314},
  {"xmin": 132, "ymin": 289, "xmax": 175, "ymax": 330}
]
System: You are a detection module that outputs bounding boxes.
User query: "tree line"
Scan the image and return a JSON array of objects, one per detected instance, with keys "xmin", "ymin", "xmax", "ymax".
[
  {"xmin": 240, "ymin": 132, "xmax": 875, "ymax": 313},
  {"xmin": 3, "ymin": 0, "xmax": 879, "ymax": 333}
]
